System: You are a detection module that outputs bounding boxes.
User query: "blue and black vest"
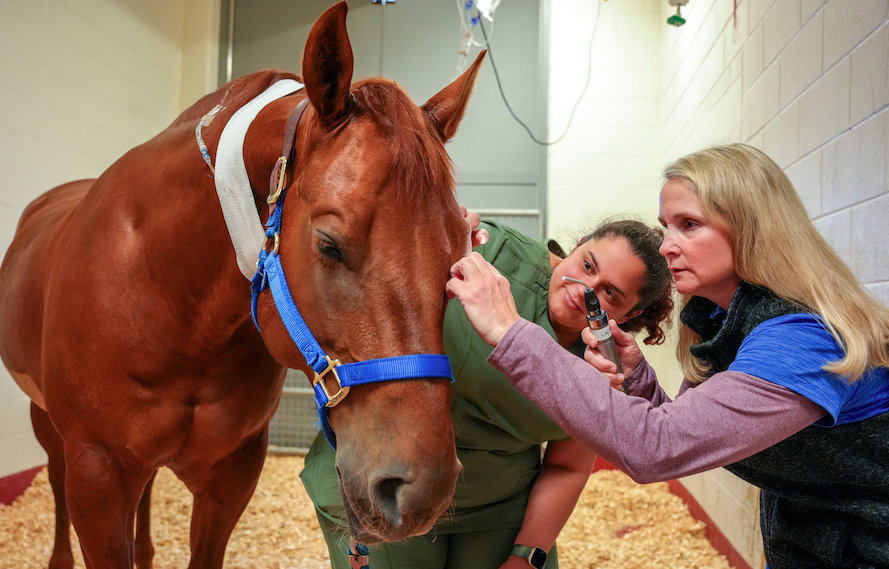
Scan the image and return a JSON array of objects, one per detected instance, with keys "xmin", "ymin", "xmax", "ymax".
[{"xmin": 681, "ymin": 282, "xmax": 889, "ymax": 569}]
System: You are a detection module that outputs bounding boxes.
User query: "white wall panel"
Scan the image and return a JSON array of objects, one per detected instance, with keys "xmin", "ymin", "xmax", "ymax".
[
  {"xmin": 0, "ymin": 0, "xmax": 219, "ymax": 479},
  {"xmin": 798, "ymin": 57, "xmax": 851, "ymax": 153},
  {"xmin": 779, "ymin": 11, "xmax": 823, "ymax": 106},
  {"xmin": 785, "ymin": 148, "xmax": 823, "ymax": 217},
  {"xmin": 851, "ymin": 21, "xmax": 889, "ymax": 122}
]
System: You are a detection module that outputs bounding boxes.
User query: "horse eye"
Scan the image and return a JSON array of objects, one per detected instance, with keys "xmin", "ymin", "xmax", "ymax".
[
  {"xmin": 318, "ymin": 242, "xmax": 346, "ymax": 264},
  {"xmin": 316, "ymin": 236, "xmax": 346, "ymax": 264}
]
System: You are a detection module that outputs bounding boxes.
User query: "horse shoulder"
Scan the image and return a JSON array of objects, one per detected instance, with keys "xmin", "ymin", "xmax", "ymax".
[{"xmin": 0, "ymin": 179, "xmax": 94, "ymax": 398}]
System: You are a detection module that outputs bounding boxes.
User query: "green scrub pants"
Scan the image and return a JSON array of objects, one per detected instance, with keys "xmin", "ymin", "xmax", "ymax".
[{"xmin": 313, "ymin": 508, "xmax": 559, "ymax": 569}]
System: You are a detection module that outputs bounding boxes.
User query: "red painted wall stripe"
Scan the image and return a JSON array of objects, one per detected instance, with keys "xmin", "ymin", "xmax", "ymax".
[{"xmin": 0, "ymin": 465, "xmax": 44, "ymax": 505}]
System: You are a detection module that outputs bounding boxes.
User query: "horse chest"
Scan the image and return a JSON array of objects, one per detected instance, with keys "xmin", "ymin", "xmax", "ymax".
[
  {"xmin": 179, "ymin": 391, "xmax": 277, "ymax": 455},
  {"xmin": 125, "ymin": 365, "xmax": 286, "ymax": 467}
]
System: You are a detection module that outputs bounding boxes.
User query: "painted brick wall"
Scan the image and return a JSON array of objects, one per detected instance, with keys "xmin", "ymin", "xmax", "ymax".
[
  {"xmin": 545, "ymin": 0, "xmax": 683, "ymax": 391},
  {"xmin": 0, "ymin": 0, "xmax": 219, "ymax": 479},
  {"xmin": 549, "ymin": 0, "xmax": 888, "ymax": 567},
  {"xmin": 547, "ymin": 0, "xmax": 665, "ymax": 242}
]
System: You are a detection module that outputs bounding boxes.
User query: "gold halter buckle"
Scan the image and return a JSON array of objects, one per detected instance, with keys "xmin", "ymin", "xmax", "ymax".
[
  {"xmin": 259, "ymin": 232, "xmax": 280, "ymax": 259},
  {"xmin": 313, "ymin": 355, "xmax": 350, "ymax": 408},
  {"xmin": 267, "ymin": 156, "xmax": 288, "ymax": 204}
]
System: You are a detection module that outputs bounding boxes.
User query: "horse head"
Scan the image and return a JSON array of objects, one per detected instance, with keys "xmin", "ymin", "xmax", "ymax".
[{"xmin": 253, "ymin": 2, "xmax": 484, "ymax": 544}]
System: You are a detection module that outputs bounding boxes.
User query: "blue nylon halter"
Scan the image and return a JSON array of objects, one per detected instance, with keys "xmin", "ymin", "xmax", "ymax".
[{"xmin": 250, "ymin": 99, "xmax": 454, "ymax": 449}]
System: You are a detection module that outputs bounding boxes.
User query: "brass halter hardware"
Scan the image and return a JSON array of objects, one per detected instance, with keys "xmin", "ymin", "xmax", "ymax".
[
  {"xmin": 312, "ymin": 355, "xmax": 350, "ymax": 408},
  {"xmin": 260, "ymin": 231, "xmax": 280, "ymax": 258},
  {"xmin": 268, "ymin": 156, "xmax": 288, "ymax": 205}
]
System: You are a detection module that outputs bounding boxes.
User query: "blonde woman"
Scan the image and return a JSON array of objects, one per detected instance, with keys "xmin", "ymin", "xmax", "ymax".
[{"xmin": 448, "ymin": 144, "xmax": 889, "ymax": 569}]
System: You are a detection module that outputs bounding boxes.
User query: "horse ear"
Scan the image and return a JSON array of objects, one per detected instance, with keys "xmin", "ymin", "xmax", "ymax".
[
  {"xmin": 421, "ymin": 50, "xmax": 486, "ymax": 143},
  {"xmin": 302, "ymin": 1, "xmax": 354, "ymax": 127}
]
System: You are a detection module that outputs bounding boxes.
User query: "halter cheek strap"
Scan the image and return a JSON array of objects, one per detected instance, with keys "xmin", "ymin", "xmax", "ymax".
[{"xmin": 249, "ymin": 97, "xmax": 455, "ymax": 450}]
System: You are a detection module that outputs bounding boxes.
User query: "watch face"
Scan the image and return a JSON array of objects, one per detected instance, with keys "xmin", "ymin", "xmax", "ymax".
[{"xmin": 529, "ymin": 548, "xmax": 547, "ymax": 569}]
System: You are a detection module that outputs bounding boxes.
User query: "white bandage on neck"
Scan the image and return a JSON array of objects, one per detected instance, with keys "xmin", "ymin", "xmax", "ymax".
[{"xmin": 214, "ymin": 79, "xmax": 304, "ymax": 280}]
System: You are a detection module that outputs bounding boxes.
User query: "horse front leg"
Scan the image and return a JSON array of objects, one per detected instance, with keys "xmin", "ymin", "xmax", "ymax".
[
  {"xmin": 63, "ymin": 442, "xmax": 151, "ymax": 569},
  {"xmin": 135, "ymin": 471, "xmax": 157, "ymax": 569},
  {"xmin": 30, "ymin": 403, "xmax": 74, "ymax": 569},
  {"xmin": 185, "ymin": 430, "xmax": 268, "ymax": 569}
]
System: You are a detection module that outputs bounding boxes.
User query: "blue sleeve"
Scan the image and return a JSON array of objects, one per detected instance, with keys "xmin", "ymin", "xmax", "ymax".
[{"xmin": 728, "ymin": 314, "xmax": 849, "ymax": 425}]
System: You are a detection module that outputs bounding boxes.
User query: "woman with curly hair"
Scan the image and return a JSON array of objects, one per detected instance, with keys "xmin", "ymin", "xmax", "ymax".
[{"xmin": 302, "ymin": 217, "xmax": 673, "ymax": 569}]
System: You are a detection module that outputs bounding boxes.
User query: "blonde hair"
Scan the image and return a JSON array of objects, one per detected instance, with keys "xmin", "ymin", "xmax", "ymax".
[{"xmin": 665, "ymin": 143, "xmax": 889, "ymax": 383}]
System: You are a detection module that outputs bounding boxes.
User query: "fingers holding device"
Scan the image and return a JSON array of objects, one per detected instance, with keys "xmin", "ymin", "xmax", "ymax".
[{"xmin": 563, "ymin": 276, "xmax": 630, "ymax": 392}]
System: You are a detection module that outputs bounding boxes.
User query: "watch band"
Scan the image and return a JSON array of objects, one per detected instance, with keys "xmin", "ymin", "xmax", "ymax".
[{"xmin": 510, "ymin": 544, "xmax": 547, "ymax": 569}]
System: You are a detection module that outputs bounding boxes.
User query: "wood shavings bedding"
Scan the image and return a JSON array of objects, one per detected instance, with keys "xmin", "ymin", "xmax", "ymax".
[{"xmin": 0, "ymin": 456, "xmax": 731, "ymax": 569}]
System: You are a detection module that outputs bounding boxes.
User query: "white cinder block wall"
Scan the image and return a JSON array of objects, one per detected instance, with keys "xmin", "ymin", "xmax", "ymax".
[
  {"xmin": 546, "ymin": 0, "xmax": 683, "ymax": 400},
  {"xmin": 549, "ymin": 0, "xmax": 889, "ymax": 567},
  {"xmin": 547, "ymin": 0, "xmax": 665, "ymax": 240},
  {"xmin": 0, "ymin": 0, "xmax": 219, "ymax": 479}
]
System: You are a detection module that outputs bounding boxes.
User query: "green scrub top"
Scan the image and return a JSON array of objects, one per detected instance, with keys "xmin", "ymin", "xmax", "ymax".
[{"xmin": 301, "ymin": 220, "xmax": 584, "ymax": 534}]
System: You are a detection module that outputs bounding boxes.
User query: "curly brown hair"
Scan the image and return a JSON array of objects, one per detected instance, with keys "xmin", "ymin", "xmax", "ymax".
[{"xmin": 577, "ymin": 219, "xmax": 674, "ymax": 345}]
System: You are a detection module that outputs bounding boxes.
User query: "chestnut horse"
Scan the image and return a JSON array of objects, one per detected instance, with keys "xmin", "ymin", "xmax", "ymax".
[{"xmin": 0, "ymin": 3, "xmax": 484, "ymax": 567}]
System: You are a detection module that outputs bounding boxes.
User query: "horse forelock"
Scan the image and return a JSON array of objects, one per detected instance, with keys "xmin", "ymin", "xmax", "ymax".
[{"xmin": 349, "ymin": 79, "xmax": 456, "ymax": 209}]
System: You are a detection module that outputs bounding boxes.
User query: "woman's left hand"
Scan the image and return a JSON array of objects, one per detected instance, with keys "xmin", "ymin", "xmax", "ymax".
[
  {"xmin": 446, "ymin": 252, "xmax": 520, "ymax": 347},
  {"xmin": 581, "ymin": 326, "xmax": 626, "ymax": 390},
  {"xmin": 582, "ymin": 320, "xmax": 644, "ymax": 383}
]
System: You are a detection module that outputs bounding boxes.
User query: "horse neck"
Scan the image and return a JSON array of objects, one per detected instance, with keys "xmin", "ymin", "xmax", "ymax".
[{"xmin": 119, "ymin": 80, "xmax": 300, "ymax": 307}]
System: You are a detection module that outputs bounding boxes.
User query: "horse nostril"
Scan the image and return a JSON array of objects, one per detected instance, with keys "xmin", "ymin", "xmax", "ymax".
[{"xmin": 373, "ymin": 477, "xmax": 406, "ymax": 527}]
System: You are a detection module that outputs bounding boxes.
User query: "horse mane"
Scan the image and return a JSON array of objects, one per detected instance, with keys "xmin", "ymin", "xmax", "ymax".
[
  {"xmin": 349, "ymin": 78, "xmax": 456, "ymax": 206},
  {"xmin": 168, "ymin": 72, "xmax": 455, "ymax": 208},
  {"xmin": 169, "ymin": 70, "xmax": 301, "ymax": 129}
]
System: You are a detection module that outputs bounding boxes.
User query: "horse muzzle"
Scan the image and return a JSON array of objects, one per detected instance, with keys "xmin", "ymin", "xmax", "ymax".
[{"xmin": 337, "ymin": 454, "xmax": 462, "ymax": 544}]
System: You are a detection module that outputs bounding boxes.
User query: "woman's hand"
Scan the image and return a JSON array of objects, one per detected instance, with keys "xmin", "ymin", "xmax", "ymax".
[
  {"xmin": 459, "ymin": 205, "xmax": 489, "ymax": 250},
  {"xmin": 500, "ymin": 439, "xmax": 595, "ymax": 569},
  {"xmin": 446, "ymin": 252, "xmax": 519, "ymax": 346},
  {"xmin": 582, "ymin": 320, "xmax": 644, "ymax": 386}
]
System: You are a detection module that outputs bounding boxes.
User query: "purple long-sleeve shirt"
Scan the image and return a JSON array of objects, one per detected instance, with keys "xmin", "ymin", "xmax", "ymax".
[{"xmin": 488, "ymin": 319, "xmax": 827, "ymax": 483}]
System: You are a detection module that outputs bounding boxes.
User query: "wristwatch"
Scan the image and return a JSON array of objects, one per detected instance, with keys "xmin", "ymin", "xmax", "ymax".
[{"xmin": 510, "ymin": 544, "xmax": 547, "ymax": 569}]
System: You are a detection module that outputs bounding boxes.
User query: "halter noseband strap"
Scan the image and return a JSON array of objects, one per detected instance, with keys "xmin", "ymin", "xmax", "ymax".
[{"xmin": 250, "ymin": 95, "xmax": 455, "ymax": 450}]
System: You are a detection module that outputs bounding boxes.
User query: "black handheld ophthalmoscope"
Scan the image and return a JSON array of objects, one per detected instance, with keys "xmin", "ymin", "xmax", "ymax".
[{"xmin": 563, "ymin": 276, "xmax": 628, "ymax": 392}]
